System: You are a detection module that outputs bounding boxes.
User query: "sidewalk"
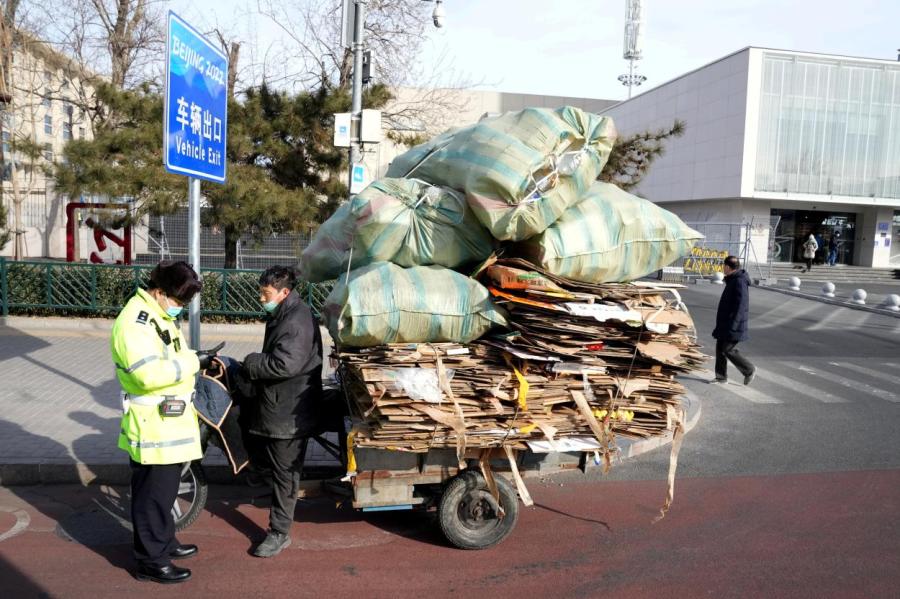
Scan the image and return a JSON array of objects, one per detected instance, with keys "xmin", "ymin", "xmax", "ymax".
[{"xmin": 0, "ymin": 316, "xmax": 701, "ymax": 485}]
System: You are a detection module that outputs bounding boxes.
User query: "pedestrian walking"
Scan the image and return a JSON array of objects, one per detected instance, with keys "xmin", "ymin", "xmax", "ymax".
[
  {"xmin": 238, "ymin": 266, "xmax": 323, "ymax": 558},
  {"xmin": 710, "ymin": 255, "xmax": 756, "ymax": 386},
  {"xmin": 802, "ymin": 234, "xmax": 819, "ymax": 272},
  {"xmin": 112, "ymin": 261, "xmax": 222, "ymax": 584},
  {"xmin": 827, "ymin": 236, "xmax": 839, "ymax": 266}
]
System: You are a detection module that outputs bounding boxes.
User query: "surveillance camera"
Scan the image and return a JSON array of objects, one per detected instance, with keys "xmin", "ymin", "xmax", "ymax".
[{"xmin": 432, "ymin": 0, "xmax": 445, "ymax": 28}]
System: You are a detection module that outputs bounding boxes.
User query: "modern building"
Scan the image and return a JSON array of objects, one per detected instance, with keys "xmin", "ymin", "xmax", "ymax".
[
  {"xmin": 601, "ymin": 47, "xmax": 900, "ymax": 268},
  {"xmin": 1, "ymin": 32, "xmax": 98, "ymax": 260}
]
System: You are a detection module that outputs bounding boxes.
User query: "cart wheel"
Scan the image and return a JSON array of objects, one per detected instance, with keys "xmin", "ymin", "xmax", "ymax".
[
  {"xmin": 173, "ymin": 461, "xmax": 208, "ymax": 532},
  {"xmin": 438, "ymin": 470, "xmax": 519, "ymax": 550}
]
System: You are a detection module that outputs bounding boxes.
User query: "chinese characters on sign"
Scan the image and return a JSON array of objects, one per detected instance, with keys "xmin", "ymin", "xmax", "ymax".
[{"xmin": 164, "ymin": 12, "xmax": 228, "ymax": 183}]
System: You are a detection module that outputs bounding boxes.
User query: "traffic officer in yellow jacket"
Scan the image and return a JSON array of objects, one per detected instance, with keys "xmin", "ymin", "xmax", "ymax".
[{"xmin": 111, "ymin": 261, "xmax": 219, "ymax": 584}]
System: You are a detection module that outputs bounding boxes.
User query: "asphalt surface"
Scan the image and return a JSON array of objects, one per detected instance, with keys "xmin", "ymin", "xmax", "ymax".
[{"xmin": 0, "ymin": 284, "xmax": 898, "ymax": 598}]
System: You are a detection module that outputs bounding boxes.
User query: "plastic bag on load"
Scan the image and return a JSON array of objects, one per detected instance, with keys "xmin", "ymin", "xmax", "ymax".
[
  {"xmin": 298, "ymin": 178, "xmax": 494, "ymax": 283},
  {"xmin": 385, "ymin": 106, "xmax": 617, "ymax": 241},
  {"xmin": 324, "ymin": 262, "xmax": 508, "ymax": 347},
  {"xmin": 515, "ymin": 182, "xmax": 704, "ymax": 283},
  {"xmin": 388, "ymin": 368, "xmax": 455, "ymax": 404}
]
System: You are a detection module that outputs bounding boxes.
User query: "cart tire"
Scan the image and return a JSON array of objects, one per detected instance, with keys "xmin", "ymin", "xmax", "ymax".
[
  {"xmin": 173, "ymin": 461, "xmax": 208, "ymax": 532},
  {"xmin": 438, "ymin": 470, "xmax": 519, "ymax": 550}
]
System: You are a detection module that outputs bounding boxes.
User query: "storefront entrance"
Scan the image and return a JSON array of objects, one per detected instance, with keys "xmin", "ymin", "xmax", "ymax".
[{"xmin": 769, "ymin": 209, "xmax": 856, "ymax": 265}]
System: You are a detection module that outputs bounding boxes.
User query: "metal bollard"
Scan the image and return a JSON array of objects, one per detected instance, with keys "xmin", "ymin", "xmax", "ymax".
[
  {"xmin": 851, "ymin": 289, "xmax": 867, "ymax": 305},
  {"xmin": 882, "ymin": 294, "xmax": 900, "ymax": 312},
  {"xmin": 712, "ymin": 272, "xmax": 724, "ymax": 285},
  {"xmin": 821, "ymin": 282, "xmax": 836, "ymax": 298},
  {"xmin": 788, "ymin": 276, "xmax": 801, "ymax": 291}
]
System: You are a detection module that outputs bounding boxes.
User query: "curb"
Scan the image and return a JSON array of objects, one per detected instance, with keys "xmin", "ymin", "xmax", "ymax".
[
  {"xmin": 754, "ymin": 284, "xmax": 900, "ymax": 319},
  {"xmin": 0, "ymin": 391, "xmax": 702, "ymax": 487}
]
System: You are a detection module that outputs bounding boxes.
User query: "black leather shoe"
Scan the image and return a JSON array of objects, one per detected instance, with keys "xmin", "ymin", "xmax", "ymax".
[
  {"xmin": 135, "ymin": 563, "xmax": 192, "ymax": 584},
  {"xmin": 169, "ymin": 544, "xmax": 198, "ymax": 560}
]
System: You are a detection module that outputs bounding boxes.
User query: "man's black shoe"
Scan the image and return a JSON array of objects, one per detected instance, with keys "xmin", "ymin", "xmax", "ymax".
[
  {"xmin": 134, "ymin": 563, "xmax": 192, "ymax": 584},
  {"xmin": 169, "ymin": 544, "xmax": 198, "ymax": 560}
]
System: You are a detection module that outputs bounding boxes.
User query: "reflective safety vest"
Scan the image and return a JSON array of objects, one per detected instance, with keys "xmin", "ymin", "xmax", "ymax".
[{"xmin": 111, "ymin": 288, "xmax": 202, "ymax": 465}]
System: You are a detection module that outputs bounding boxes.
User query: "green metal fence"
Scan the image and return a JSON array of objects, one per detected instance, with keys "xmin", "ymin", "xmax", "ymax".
[{"xmin": 0, "ymin": 258, "xmax": 333, "ymax": 320}]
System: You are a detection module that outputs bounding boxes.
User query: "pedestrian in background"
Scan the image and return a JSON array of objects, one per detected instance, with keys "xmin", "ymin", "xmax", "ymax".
[
  {"xmin": 802, "ymin": 234, "xmax": 819, "ymax": 272},
  {"xmin": 827, "ymin": 236, "xmax": 839, "ymax": 266},
  {"xmin": 112, "ymin": 261, "xmax": 221, "ymax": 584},
  {"xmin": 711, "ymin": 255, "xmax": 756, "ymax": 386},
  {"xmin": 238, "ymin": 265, "xmax": 323, "ymax": 558}
]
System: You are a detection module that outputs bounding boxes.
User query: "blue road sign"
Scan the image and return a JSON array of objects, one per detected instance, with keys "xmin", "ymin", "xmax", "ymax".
[{"xmin": 164, "ymin": 11, "xmax": 228, "ymax": 183}]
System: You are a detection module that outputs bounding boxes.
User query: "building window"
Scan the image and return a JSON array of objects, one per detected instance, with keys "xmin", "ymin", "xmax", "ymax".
[
  {"xmin": 42, "ymin": 96, "xmax": 51, "ymax": 108},
  {"xmin": 44, "ymin": 115, "xmax": 52, "ymax": 135},
  {"xmin": 2, "ymin": 131, "xmax": 10, "ymax": 155},
  {"xmin": 755, "ymin": 53, "xmax": 900, "ymax": 199},
  {"xmin": 43, "ymin": 70, "xmax": 52, "ymax": 84},
  {"xmin": 78, "ymin": 127, "xmax": 85, "ymax": 140},
  {"xmin": 61, "ymin": 78, "xmax": 70, "ymax": 90},
  {"xmin": 63, "ymin": 121, "xmax": 72, "ymax": 141},
  {"xmin": 43, "ymin": 143, "xmax": 53, "ymax": 161}
]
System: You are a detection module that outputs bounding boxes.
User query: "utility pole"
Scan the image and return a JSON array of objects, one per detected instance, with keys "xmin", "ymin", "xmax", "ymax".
[{"xmin": 347, "ymin": 0, "xmax": 365, "ymax": 197}]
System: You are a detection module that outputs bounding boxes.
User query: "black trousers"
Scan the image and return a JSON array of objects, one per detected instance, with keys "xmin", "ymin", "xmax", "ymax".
[
  {"xmin": 715, "ymin": 340, "xmax": 755, "ymax": 381},
  {"xmin": 130, "ymin": 460, "xmax": 182, "ymax": 567},
  {"xmin": 252, "ymin": 435, "xmax": 305, "ymax": 535}
]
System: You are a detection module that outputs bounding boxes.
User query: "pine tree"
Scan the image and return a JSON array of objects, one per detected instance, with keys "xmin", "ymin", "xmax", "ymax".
[
  {"xmin": 600, "ymin": 119, "xmax": 685, "ymax": 192},
  {"xmin": 54, "ymin": 80, "xmax": 393, "ymax": 267}
]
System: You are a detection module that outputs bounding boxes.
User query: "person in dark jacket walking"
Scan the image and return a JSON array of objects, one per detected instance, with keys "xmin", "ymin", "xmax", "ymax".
[
  {"xmin": 240, "ymin": 266, "xmax": 323, "ymax": 558},
  {"xmin": 711, "ymin": 256, "xmax": 756, "ymax": 385}
]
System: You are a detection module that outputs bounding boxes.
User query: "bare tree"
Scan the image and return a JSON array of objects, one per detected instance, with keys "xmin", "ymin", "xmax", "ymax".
[{"xmin": 87, "ymin": 0, "xmax": 165, "ymax": 88}]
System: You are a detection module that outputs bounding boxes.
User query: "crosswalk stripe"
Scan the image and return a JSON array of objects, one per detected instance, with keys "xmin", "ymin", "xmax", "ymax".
[
  {"xmin": 827, "ymin": 362, "xmax": 900, "ymax": 402},
  {"xmin": 754, "ymin": 368, "xmax": 847, "ymax": 403},
  {"xmin": 805, "ymin": 307, "xmax": 847, "ymax": 332},
  {"xmin": 755, "ymin": 300, "xmax": 806, "ymax": 330},
  {"xmin": 708, "ymin": 379, "xmax": 782, "ymax": 404},
  {"xmin": 794, "ymin": 364, "xmax": 900, "ymax": 403}
]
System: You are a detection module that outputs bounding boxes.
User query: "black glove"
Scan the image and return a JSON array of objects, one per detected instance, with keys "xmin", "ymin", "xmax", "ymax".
[{"xmin": 196, "ymin": 341, "xmax": 226, "ymax": 370}]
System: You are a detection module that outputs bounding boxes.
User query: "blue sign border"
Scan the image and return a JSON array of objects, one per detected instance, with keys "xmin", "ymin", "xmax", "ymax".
[{"xmin": 163, "ymin": 11, "xmax": 228, "ymax": 183}]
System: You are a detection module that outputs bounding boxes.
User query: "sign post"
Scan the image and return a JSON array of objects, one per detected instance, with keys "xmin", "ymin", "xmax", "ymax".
[{"xmin": 164, "ymin": 11, "xmax": 228, "ymax": 349}]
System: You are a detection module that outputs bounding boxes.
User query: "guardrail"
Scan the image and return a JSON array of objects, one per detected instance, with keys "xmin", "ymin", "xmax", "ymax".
[{"xmin": 0, "ymin": 258, "xmax": 333, "ymax": 320}]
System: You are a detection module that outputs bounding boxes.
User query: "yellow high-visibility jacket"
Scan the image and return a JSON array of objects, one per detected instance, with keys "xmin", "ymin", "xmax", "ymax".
[{"xmin": 111, "ymin": 288, "xmax": 202, "ymax": 465}]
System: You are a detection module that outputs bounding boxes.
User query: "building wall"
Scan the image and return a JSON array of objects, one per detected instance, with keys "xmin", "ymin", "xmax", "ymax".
[
  {"xmin": 1, "ymin": 36, "xmax": 97, "ymax": 259},
  {"xmin": 601, "ymin": 49, "xmax": 751, "ymax": 203}
]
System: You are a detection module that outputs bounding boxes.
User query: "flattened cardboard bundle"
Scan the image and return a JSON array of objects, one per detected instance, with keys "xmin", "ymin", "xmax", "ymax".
[{"xmin": 337, "ymin": 258, "xmax": 703, "ymax": 458}]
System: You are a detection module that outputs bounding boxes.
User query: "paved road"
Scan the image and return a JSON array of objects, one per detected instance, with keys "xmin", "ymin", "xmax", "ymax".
[{"xmin": 0, "ymin": 285, "xmax": 898, "ymax": 597}]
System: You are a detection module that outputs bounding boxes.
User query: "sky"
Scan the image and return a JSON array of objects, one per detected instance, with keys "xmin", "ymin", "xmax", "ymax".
[{"xmin": 172, "ymin": 0, "xmax": 900, "ymax": 101}]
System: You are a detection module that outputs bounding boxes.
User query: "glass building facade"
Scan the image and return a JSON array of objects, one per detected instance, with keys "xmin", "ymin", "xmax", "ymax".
[{"xmin": 755, "ymin": 52, "xmax": 900, "ymax": 199}]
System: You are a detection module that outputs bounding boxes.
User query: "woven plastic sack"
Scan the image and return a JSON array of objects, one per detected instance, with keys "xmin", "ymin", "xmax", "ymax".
[
  {"xmin": 299, "ymin": 178, "xmax": 493, "ymax": 283},
  {"xmin": 516, "ymin": 182, "xmax": 704, "ymax": 283},
  {"xmin": 385, "ymin": 106, "xmax": 617, "ymax": 242},
  {"xmin": 324, "ymin": 263, "xmax": 508, "ymax": 347}
]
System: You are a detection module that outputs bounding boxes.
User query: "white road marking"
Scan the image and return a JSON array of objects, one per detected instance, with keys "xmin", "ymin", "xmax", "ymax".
[
  {"xmin": 805, "ymin": 307, "xmax": 849, "ymax": 332},
  {"xmin": 794, "ymin": 363, "xmax": 900, "ymax": 403},
  {"xmin": 755, "ymin": 300, "xmax": 808, "ymax": 330},
  {"xmin": 754, "ymin": 367, "xmax": 848, "ymax": 403},
  {"xmin": 707, "ymin": 379, "xmax": 782, "ymax": 404},
  {"xmin": 827, "ymin": 362, "xmax": 900, "ymax": 402}
]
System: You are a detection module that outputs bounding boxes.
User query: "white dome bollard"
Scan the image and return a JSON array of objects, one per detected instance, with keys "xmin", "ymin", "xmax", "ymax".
[
  {"xmin": 712, "ymin": 272, "xmax": 724, "ymax": 284},
  {"xmin": 821, "ymin": 282, "xmax": 836, "ymax": 298},
  {"xmin": 788, "ymin": 276, "xmax": 801, "ymax": 291},
  {"xmin": 851, "ymin": 289, "xmax": 867, "ymax": 305},
  {"xmin": 882, "ymin": 294, "xmax": 900, "ymax": 312}
]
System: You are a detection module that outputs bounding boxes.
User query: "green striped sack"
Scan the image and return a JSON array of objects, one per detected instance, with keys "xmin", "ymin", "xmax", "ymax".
[
  {"xmin": 385, "ymin": 106, "xmax": 617, "ymax": 242},
  {"xmin": 324, "ymin": 262, "xmax": 508, "ymax": 347},
  {"xmin": 298, "ymin": 178, "xmax": 494, "ymax": 283},
  {"xmin": 516, "ymin": 182, "xmax": 704, "ymax": 283}
]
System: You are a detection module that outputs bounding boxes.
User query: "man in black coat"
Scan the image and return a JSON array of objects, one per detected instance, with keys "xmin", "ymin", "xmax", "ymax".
[
  {"xmin": 241, "ymin": 266, "xmax": 322, "ymax": 558},
  {"xmin": 711, "ymin": 256, "xmax": 756, "ymax": 385}
]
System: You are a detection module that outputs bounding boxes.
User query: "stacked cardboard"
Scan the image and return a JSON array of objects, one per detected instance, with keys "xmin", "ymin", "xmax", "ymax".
[{"xmin": 338, "ymin": 258, "xmax": 702, "ymax": 460}]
